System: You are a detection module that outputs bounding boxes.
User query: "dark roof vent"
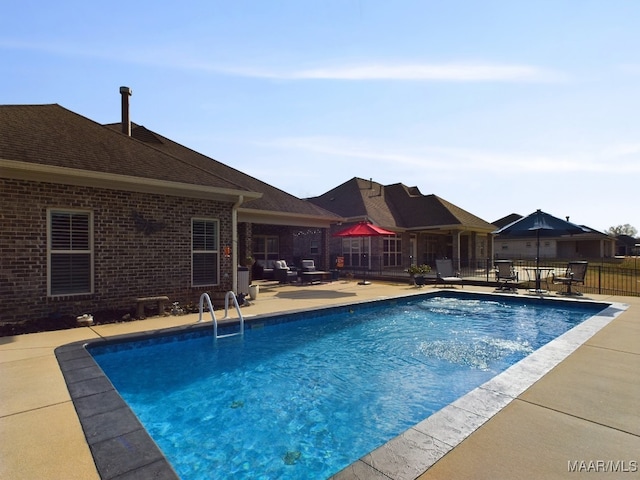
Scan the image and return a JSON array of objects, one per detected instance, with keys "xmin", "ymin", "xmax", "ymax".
[{"xmin": 119, "ymin": 86, "xmax": 132, "ymax": 136}]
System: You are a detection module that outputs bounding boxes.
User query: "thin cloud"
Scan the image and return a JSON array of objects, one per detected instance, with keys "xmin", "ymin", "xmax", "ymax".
[
  {"xmin": 259, "ymin": 136, "xmax": 640, "ymax": 175},
  {"xmin": 289, "ymin": 63, "xmax": 562, "ymax": 82},
  {"xmin": 0, "ymin": 38, "xmax": 562, "ymax": 83},
  {"xmin": 214, "ymin": 62, "xmax": 563, "ymax": 83}
]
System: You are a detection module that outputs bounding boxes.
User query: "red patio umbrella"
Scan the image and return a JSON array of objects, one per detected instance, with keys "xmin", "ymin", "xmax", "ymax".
[{"xmin": 333, "ymin": 221, "xmax": 395, "ymax": 284}]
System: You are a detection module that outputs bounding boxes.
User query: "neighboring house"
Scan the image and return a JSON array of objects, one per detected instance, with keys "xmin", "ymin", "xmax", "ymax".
[
  {"xmin": 306, "ymin": 177, "xmax": 497, "ymax": 271},
  {"xmin": 0, "ymin": 93, "xmax": 339, "ymax": 324},
  {"xmin": 492, "ymin": 213, "xmax": 616, "ymax": 260},
  {"xmin": 614, "ymin": 234, "xmax": 640, "ymax": 257}
]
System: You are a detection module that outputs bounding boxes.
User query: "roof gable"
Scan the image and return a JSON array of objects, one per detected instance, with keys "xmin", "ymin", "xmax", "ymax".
[
  {"xmin": 492, "ymin": 213, "xmax": 522, "ymax": 229},
  {"xmin": 308, "ymin": 177, "xmax": 495, "ymax": 232}
]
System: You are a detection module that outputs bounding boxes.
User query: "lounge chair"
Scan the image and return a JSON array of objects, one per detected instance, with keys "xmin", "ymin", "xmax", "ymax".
[
  {"xmin": 299, "ymin": 259, "xmax": 330, "ymax": 284},
  {"xmin": 252, "ymin": 259, "xmax": 275, "ymax": 280},
  {"xmin": 495, "ymin": 260, "xmax": 519, "ymax": 291},
  {"xmin": 301, "ymin": 259, "xmax": 316, "ymax": 272},
  {"xmin": 435, "ymin": 259, "xmax": 463, "ymax": 288},
  {"xmin": 274, "ymin": 260, "xmax": 297, "ymax": 283},
  {"xmin": 552, "ymin": 261, "xmax": 588, "ymax": 296}
]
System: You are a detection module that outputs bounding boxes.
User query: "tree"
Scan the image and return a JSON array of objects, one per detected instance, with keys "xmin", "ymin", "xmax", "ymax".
[{"xmin": 605, "ymin": 224, "xmax": 638, "ymax": 237}]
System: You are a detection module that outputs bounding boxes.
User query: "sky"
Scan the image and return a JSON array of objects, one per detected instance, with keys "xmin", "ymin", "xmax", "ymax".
[{"xmin": 2, "ymin": 1, "xmax": 639, "ymax": 232}]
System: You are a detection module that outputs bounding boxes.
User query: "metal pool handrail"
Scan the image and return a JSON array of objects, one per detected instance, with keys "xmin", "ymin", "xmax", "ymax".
[{"xmin": 198, "ymin": 292, "xmax": 244, "ymax": 340}]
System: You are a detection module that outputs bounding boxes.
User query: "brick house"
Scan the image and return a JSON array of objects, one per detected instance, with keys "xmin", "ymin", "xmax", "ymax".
[
  {"xmin": 306, "ymin": 177, "xmax": 497, "ymax": 272},
  {"xmin": 0, "ymin": 94, "xmax": 339, "ymax": 324}
]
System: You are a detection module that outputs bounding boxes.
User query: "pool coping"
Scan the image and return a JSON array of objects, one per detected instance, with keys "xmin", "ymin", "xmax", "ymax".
[{"xmin": 54, "ymin": 291, "xmax": 627, "ymax": 480}]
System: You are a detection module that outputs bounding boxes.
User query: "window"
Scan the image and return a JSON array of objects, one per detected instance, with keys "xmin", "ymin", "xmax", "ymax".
[
  {"xmin": 48, "ymin": 210, "xmax": 93, "ymax": 296},
  {"xmin": 383, "ymin": 236, "xmax": 402, "ymax": 267},
  {"xmin": 309, "ymin": 240, "xmax": 319, "ymax": 255},
  {"xmin": 342, "ymin": 238, "xmax": 367, "ymax": 267},
  {"xmin": 192, "ymin": 219, "xmax": 219, "ymax": 286},
  {"xmin": 252, "ymin": 235, "xmax": 279, "ymax": 263}
]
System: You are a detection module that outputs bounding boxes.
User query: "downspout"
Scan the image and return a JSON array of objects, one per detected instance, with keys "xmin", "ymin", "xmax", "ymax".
[{"xmin": 231, "ymin": 195, "xmax": 245, "ymax": 293}]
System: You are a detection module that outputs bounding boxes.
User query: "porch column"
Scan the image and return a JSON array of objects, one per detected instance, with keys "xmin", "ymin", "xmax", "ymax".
[
  {"xmin": 453, "ymin": 231, "xmax": 462, "ymax": 270},
  {"xmin": 471, "ymin": 232, "xmax": 477, "ymax": 267},
  {"xmin": 402, "ymin": 232, "xmax": 412, "ymax": 267},
  {"xmin": 238, "ymin": 222, "xmax": 252, "ymax": 265},
  {"xmin": 321, "ymin": 228, "xmax": 330, "ymax": 270}
]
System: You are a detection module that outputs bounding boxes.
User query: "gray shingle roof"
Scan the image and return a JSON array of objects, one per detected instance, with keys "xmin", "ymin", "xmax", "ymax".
[
  {"xmin": 307, "ymin": 177, "xmax": 495, "ymax": 232},
  {"xmin": 1, "ymin": 104, "xmax": 339, "ymax": 221},
  {"xmin": 0, "ymin": 104, "xmax": 248, "ymax": 191},
  {"xmin": 492, "ymin": 213, "xmax": 522, "ymax": 229},
  {"xmin": 116, "ymin": 124, "xmax": 339, "ymax": 218}
]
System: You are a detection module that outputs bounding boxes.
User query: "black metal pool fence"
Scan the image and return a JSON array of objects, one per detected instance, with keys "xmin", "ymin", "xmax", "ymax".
[{"xmin": 339, "ymin": 257, "xmax": 640, "ymax": 297}]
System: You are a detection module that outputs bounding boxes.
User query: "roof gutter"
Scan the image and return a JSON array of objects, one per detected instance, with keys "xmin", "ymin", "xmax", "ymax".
[
  {"xmin": 238, "ymin": 207, "xmax": 343, "ymax": 228},
  {"xmin": 1, "ymin": 159, "xmax": 262, "ymax": 203}
]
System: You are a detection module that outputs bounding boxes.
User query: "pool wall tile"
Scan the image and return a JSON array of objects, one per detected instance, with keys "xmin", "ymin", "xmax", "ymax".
[
  {"xmin": 481, "ymin": 359, "xmax": 552, "ymax": 398},
  {"xmin": 359, "ymin": 428, "xmax": 451, "ymax": 480},
  {"xmin": 330, "ymin": 460, "xmax": 391, "ymax": 479},
  {"xmin": 90, "ymin": 428, "xmax": 170, "ymax": 479},
  {"xmin": 66, "ymin": 375, "xmax": 116, "ymax": 399},
  {"xmin": 413, "ymin": 404, "xmax": 488, "ymax": 447},
  {"xmin": 114, "ymin": 459, "xmax": 182, "ymax": 480},
  {"xmin": 59, "ymin": 354, "xmax": 99, "ymax": 371},
  {"xmin": 82, "ymin": 406, "xmax": 145, "ymax": 445},
  {"xmin": 73, "ymin": 390, "xmax": 129, "ymax": 418},
  {"xmin": 61, "ymin": 364, "xmax": 106, "ymax": 384},
  {"xmin": 450, "ymin": 386, "xmax": 514, "ymax": 418}
]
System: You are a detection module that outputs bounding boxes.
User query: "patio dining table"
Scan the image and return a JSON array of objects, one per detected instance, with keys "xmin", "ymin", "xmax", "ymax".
[
  {"xmin": 524, "ymin": 266, "xmax": 555, "ymax": 293},
  {"xmin": 300, "ymin": 270, "xmax": 332, "ymax": 284}
]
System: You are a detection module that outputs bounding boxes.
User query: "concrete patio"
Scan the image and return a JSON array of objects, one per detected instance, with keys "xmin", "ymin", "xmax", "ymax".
[{"xmin": 1, "ymin": 281, "xmax": 638, "ymax": 479}]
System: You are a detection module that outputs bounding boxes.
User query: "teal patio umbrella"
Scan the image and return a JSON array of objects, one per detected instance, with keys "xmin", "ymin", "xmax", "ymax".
[{"xmin": 493, "ymin": 209, "xmax": 589, "ymax": 291}]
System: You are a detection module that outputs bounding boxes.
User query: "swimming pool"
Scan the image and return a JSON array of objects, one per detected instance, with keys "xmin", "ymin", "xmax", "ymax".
[{"xmin": 83, "ymin": 292, "xmax": 607, "ymax": 479}]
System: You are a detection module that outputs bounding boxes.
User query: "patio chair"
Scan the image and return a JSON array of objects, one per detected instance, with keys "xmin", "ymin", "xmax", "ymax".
[
  {"xmin": 301, "ymin": 259, "xmax": 316, "ymax": 272},
  {"xmin": 551, "ymin": 261, "xmax": 588, "ymax": 296},
  {"xmin": 274, "ymin": 260, "xmax": 298, "ymax": 284},
  {"xmin": 494, "ymin": 260, "xmax": 519, "ymax": 292},
  {"xmin": 435, "ymin": 259, "xmax": 463, "ymax": 288},
  {"xmin": 300, "ymin": 259, "xmax": 331, "ymax": 284}
]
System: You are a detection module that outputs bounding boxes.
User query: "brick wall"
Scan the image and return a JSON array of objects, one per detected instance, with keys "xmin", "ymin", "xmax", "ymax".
[{"xmin": 0, "ymin": 178, "xmax": 234, "ymax": 323}]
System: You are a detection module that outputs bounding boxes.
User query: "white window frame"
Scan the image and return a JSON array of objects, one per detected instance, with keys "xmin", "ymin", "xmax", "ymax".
[
  {"xmin": 342, "ymin": 237, "xmax": 369, "ymax": 267},
  {"xmin": 47, "ymin": 209, "xmax": 94, "ymax": 296},
  {"xmin": 192, "ymin": 218, "xmax": 220, "ymax": 287},
  {"xmin": 383, "ymin": 235, "xmax": 402, "ymax": 267},
  {"xmin": 309, "ymin": 239, "xmax": 319, "ymax": 255}
]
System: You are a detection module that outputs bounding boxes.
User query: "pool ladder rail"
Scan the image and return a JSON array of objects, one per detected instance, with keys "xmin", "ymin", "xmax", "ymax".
[{"xmin": 198, "ymin": 292, "xmax": 244, "ymax": 340}]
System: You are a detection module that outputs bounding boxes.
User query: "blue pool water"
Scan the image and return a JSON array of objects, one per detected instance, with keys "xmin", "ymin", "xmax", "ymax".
[{"xmin": 90, "ymin": 295, "xmax": 603, "ymax": 479}]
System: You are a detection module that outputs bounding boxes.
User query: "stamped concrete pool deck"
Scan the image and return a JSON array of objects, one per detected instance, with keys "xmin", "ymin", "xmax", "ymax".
[{"xmin": 1, "ymin": 281, "xmax": 638, "ymax": 479}]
